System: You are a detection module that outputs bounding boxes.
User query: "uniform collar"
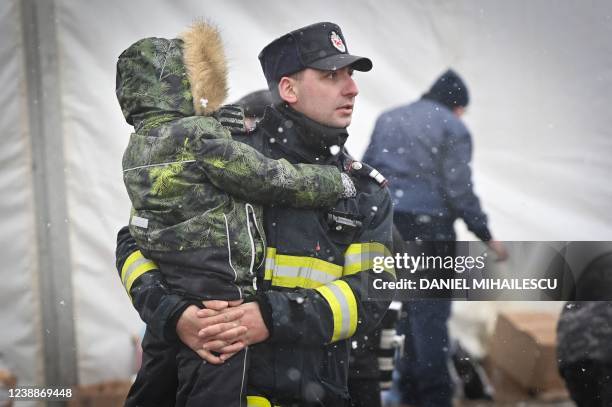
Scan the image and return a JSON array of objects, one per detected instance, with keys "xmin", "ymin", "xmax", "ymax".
[{"xmin": 260, "ymin": 104, "xmax": 349, "ymax": 164}]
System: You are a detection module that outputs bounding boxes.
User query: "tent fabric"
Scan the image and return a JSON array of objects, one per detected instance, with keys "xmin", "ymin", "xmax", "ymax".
[
  {"xmin": 0, "ymin": 0, "xmax": 42, "ymax": 393},
  {"xmin": 1, "ymin": 0, "xmax": 611, "ymax": 385}
]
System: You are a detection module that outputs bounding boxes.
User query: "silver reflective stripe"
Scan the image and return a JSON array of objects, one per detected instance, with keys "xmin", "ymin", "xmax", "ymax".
[
  {"xmin": 369, "ymin": 169, "xmax": 387, "ymax": 185},
  {"xmin": 274, "ymin": 265, "xmax": 338, "ymax": 285},
  {"xmin": 344, "ymin": 251, "xmax": 384, "ymax": 269},
  {"xmin": 327, "ymin": 283, "xmax": 351, "ymax": 339},
  {"xmin": 344, "ymin": 252, "xmax": 363, "ymax": 266},
  {"xmin": 265, "ymin": 256, "xmax": 275, "ymax": 272},
  {"xmin": 378, "ymin": 357, "xmax": 394, "ymax": 370},
  {"xmin": 122, "ymin": 257, "xmax": 152, "ymax": 285}
]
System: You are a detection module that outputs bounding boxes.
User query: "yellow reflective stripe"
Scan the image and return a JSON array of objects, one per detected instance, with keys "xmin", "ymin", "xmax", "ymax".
[
  {"xmin": 270, "ymin": 275, "xmax": 327, "ymax": 289},
  {"xmin": 247, "ymin": 395, "xmax": 271, "ymax": 407},
  {"xmin": 276, "ymin": 255, "xmax": 341, "ymax": 276},
  {"xmin": 121, "ymin": 250, "xmax": 145, "ymax": 283},
  {"xmin": 264, "ymin": 247, "xmax": 276, "ymax": 281},
  {"xmin": 120, "ymin": 250, "xmax": 157, "ymax": 297},
  {"xmin": 343, "ymin": 242, "xmax": 395, "ymax": 276},
  {"xmin": 315, "ymin": 280, "xmax": 358, "ymax": 342},
  {"xmin": 264, "ymin": 247, "xmax": 343, "ymax": 288},
  {"xmin": 125, "ymin": 261, "xmax": 158, "ymax": 294}
]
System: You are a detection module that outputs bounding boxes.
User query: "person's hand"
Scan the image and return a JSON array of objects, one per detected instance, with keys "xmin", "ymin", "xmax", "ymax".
[
  {"xmin": 232, "ymin": 301, "xmax": 269, "ymax": 345},
  {"xmin": 487, "ymin": 239, "xmax": 509, "ymax": 261},
  {"xmin": 175, "ymin": 300, "xmax": 246, "ymax": 364},
  {"xmin": 197, "ymin": 301, "xmax": 270, "ymax": 362}
]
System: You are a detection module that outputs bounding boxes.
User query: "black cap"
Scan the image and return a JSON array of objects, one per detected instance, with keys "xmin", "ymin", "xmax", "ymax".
[
  {"xmin": 423, "ymin": 69, "xmax": 470, "ymax": 109},
  {"xmin": 258, "ymin": 22, "xmax": 372, "ymax": 84}
]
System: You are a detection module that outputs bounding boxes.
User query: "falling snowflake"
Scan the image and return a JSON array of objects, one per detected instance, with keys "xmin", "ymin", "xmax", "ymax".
[
  {"xmin": 329, "ymin": 145, "xmax": 341, "ymax": 155},
  {"xmin": 287, "ymin": 368, "xmax": 301, "ymax": 381}
]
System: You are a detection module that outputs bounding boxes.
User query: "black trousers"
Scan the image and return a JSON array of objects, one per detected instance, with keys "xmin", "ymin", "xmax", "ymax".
[
  {"xmin": 561, "ymin": 361, "xmax": 612, "ymax": 407},
  {"xmin": 175, "ymin": 344, "xmax": 249, "ymax": 407},
  {"xmin": 126, "ymin": 328, "xmax": 249, "ymax": 407},
  {"xmin": 393, "ymin": 212, "xmax": 455, "ymax": 407},
  {"xmin": 125, "ymin": 328, "xmax": 178, "ymax": 407}
]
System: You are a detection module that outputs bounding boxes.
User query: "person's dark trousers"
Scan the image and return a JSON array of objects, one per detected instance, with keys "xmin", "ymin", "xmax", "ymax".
[
  {"xmin": 560, "ymin": 361, "xmax": 612, "ymax": 407},
  {"xmin": 395, "ymin": 300, "xmax": 452, "ymax": 407},
  {"xmin": 125, "ymin": 327, "xmax": 178, "ymax": 407},
  {"xmin": 176, "ymin": 343, "xmax": 249, "ymax": 407},
  {"xmin": 393, "ymin": 212, "xmax": 455, "ymax": 407}
]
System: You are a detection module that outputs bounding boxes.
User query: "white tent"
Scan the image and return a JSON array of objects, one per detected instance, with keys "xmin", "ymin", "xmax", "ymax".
[{"xmin": 1, "ymin": 0, "xmax": 611, "ymax": 394}]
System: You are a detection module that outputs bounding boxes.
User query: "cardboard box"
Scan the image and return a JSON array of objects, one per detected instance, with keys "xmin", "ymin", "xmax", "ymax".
[
  {"xmin": 483, "ymin": 358, "xmax": 568, "ymax": 403},
  {"xmin": 68, "ymin": 380, "xmax": 131, "ymax": 407},
  {"xmin": 0, "ymin": 369, "xmax": 17, "ymax": 407},
  {"xmin": 488, "ymin": 312, "xmax": 565, "ymax": 393}
]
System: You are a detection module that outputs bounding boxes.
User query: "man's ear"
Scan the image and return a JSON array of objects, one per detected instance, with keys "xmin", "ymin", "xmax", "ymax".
[{"xmin": 278, "ymin": 77, "xmax": 298, "ymax": 104}]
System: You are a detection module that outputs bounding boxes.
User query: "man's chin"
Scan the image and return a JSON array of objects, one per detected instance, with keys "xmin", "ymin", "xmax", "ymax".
[{"xmin": 333, "ymin": 116, "xmax": 352, "ymax": 128}]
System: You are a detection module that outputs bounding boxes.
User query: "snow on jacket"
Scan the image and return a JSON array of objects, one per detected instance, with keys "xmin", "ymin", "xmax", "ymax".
[
  {"xmin": 116, "ymin": 23, "xmax": 348, "ymax": 300},
  {"xmin": 115, "ymin": 103, "xmax": 397, "ymax": 404},
  {"xmin": 363, "ymin": 98, "xmax": 491, "ymax": 241}
]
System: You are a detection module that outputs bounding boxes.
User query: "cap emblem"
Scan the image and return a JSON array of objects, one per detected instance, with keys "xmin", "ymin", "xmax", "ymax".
[{"xmin": 329, "ymin": 31, "xmax": 346, "ymax": 53}]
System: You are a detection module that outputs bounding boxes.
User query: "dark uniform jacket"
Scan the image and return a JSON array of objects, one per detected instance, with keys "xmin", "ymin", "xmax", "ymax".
[{"xmin": 116, "ymin": 103, "xmax": 396, "ymax": 405}]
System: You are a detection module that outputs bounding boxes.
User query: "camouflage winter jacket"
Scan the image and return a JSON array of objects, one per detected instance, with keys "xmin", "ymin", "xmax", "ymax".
[{"xmin": 116, "ymin": 23, "xmax": 348, "ymax": 300}]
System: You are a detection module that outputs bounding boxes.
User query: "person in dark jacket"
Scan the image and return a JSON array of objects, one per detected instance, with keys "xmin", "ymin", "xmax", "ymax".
[
  {"xmin": 116, "ymin": 21, "xmax": 396, "ymax": 407},
  {"xmin": 235, "ymin": 89, "xmax": 274, "ymax": 131},
  {"xmin": 362, "ymin": 69, "xmax": 507, "ymax": 407},
  {"xmin": 117, "ymin": 22, "xmax": 360, "ymax": 407},
  {"xmin": 557, "ymin": 252, "xmax": 612, "ymax": 407}
]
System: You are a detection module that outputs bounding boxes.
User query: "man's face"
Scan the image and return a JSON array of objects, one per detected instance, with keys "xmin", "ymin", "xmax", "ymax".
[{"xmin": 289, "ymin": 67, "xmax": 359, "ymax": 128}]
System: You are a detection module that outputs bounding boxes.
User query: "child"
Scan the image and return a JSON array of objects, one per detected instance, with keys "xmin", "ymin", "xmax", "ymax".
[{"xmin": 116, "ymin": 22, "xmax": 355, "ymax": 406}]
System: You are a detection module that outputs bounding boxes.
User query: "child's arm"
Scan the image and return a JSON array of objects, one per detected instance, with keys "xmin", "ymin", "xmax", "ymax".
[{"xmin": 188, "ymin": 116, "xmax": 354, "ymax": 208}]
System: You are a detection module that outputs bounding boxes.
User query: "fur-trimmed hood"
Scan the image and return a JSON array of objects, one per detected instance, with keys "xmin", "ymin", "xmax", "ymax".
[{"xmin": 116, "ymin": 21, "xmax": 228, "ymax": 126}]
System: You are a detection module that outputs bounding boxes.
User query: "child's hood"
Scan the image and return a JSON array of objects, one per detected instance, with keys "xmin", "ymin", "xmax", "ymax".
[{"xmin": 115, "ymin": 21, "xmax": 228, "ymax": 126}]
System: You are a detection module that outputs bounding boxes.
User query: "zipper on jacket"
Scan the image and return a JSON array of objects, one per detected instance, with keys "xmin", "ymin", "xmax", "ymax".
[
  {"xmin": 245, "ymin": 203, "xmax": 266, "ymax": 290},
  {"xmin": 223, "ymin": 213, "xmax": 242, "ymax": 299}
]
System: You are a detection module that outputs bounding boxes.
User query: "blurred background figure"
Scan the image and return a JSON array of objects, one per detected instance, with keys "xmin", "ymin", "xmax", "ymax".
[
  {"xmin": 557, "ymin": 251, "xmax": 612, "ymax": 407},
  {"xmin": 363, "ymin": 69, "xmax": 507, "ymax": 406},
  {"xmin": 235, "ymin": 89, "xmax": 274, "ymax": 130}
]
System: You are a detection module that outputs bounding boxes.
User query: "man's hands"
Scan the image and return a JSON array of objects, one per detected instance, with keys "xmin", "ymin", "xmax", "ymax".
[
  {"xmin": 176, "ymin": 300, "xmax": 246, "ymax": 362},
  {"xmin": 175, "ymin": 299, "xmax": 269, "ymax": 365}
]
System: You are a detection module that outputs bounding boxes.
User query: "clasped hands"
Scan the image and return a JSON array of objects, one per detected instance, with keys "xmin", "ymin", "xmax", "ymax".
[{"xmin": 176, "ymin": 299, "xmax": 269, "ymax": 365}]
